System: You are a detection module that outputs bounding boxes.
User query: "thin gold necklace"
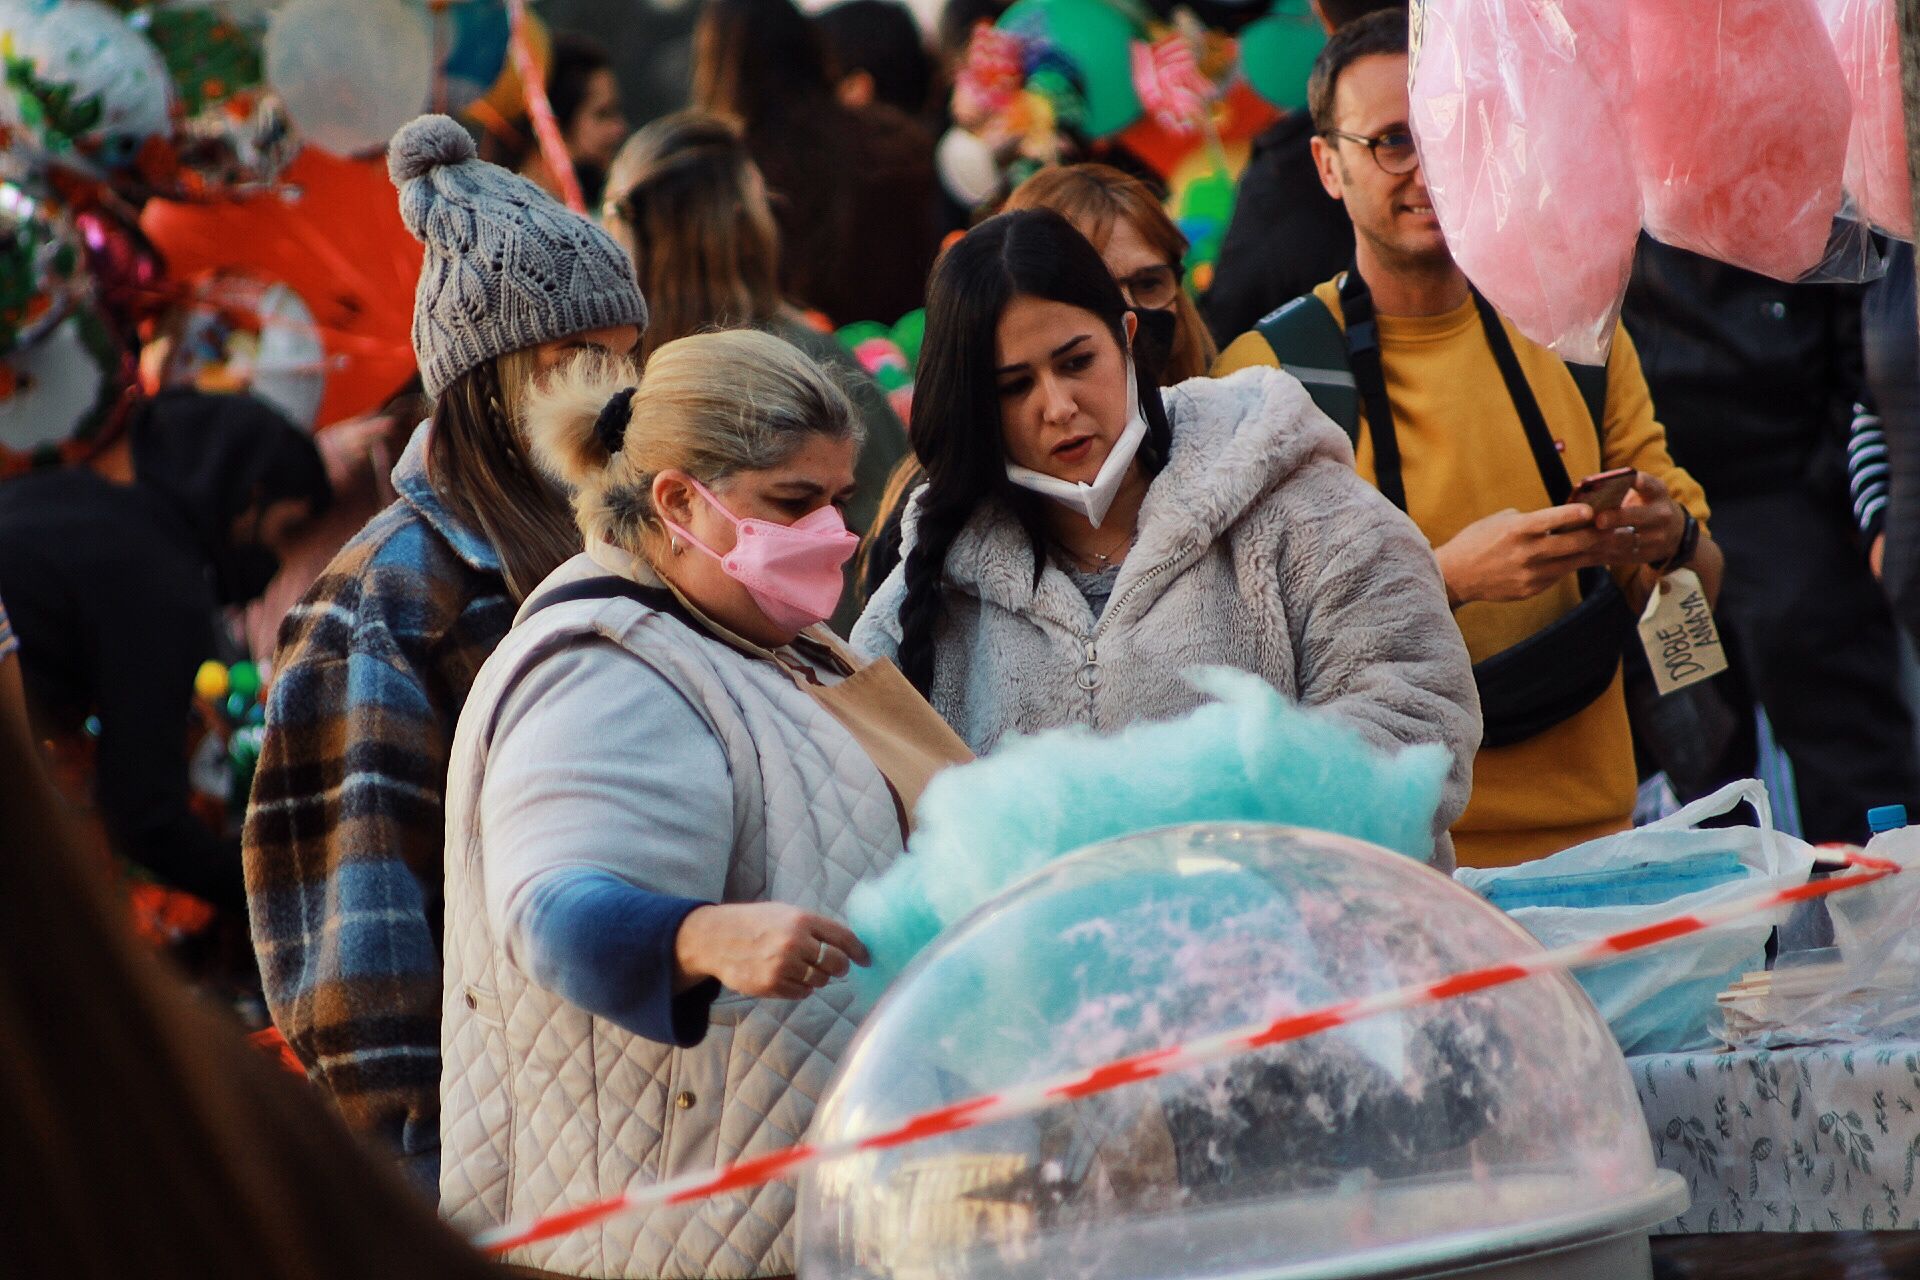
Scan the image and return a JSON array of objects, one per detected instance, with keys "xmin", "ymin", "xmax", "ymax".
[{"xmin": 1061, "ymin": 529, "xmax": 1134, "ymax": 570}]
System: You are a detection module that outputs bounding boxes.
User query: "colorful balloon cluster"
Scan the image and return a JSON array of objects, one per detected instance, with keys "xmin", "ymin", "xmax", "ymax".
[
  {"xmin": 0, "ymin": 179, "xmax": 138, "ymax": 477},
  {"xmin": 1410, "ymin": 0, "xmax": 1901, "ymax": 367},
  {"xmin": 0, "ymin": 0, "xmax": 293, "ymax": 197},
  {"xmin": 194, "ymin": 657, "xmax": 267, "ymax": 803},
  {"xmin": 837, "ymin": 309, "xmax": 924, "ymax": 424},
  {"xmin": 944, "ymin": 0, "xmax": 1324, "ymax": 205},
  {"xmin": 0, "ymin": 1, "xmax": 501, "ymax": 460},
  {"xmin": 2, "ymin": 0, "xmax": 531, "ymax": 192}
]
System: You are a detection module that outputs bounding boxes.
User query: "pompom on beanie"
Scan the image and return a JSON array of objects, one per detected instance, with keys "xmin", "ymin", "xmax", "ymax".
[{"xmin": 387, "ymin": 114, "xmax": 649, "ymax": 399}]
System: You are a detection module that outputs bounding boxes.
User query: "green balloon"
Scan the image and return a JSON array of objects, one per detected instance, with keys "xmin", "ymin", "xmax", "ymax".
[
  {"xmin": 1240, "ymin": 10, "xmax": 1325, "ymax": 113},
  {"xmin": 890, "ymin": 310, "xmax": 925, "ymax": 369},
  {"xmin": 836, "ymin": 321, "xmax": 889, "ymax": 351},
  {"xmin": 228, "ymin": 659, "xmax": 262, "ymax": 703},
  {"xmin": 1179, "ymin": 170, "xmax": 1237, "ymax": 224},
  {"xmin": 998, "ymin": 0, "xmax": 1143, "ymax": 139}
]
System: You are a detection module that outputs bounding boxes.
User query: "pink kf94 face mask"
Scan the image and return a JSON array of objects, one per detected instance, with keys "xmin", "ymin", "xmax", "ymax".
[{"xmin": 663, "ymin": 473, "xmax": 859, "ymax": 632}]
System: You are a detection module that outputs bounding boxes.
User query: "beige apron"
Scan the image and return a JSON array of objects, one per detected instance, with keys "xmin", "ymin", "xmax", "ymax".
[{"xmin": 788, "ymin": 629, "xmax": 975, "ymax": 828}]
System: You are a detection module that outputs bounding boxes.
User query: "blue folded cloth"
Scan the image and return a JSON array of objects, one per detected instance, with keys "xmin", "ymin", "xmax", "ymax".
[{"xmin": 1477, "ymin": 851, "xmax": 1750, "ymax": 912}]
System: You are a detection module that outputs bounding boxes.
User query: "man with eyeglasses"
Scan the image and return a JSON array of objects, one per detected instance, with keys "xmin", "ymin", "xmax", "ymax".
[
  {"xmin": 1214, "ymin": 8, "xmax": 1723, "ymax": 869},
  {"xmin": 1200, "ymin": 0, "xmax": 1400, "ymax": 348}
]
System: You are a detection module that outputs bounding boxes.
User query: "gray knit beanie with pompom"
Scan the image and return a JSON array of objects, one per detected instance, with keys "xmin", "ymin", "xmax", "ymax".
[{"xmin": 388, "ymin": 114, "xmax": 649, "ymax": 399}]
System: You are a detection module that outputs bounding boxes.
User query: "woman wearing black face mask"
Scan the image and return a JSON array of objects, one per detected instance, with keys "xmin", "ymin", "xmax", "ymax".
[
  {"xmin": 0, "ymin": 389, "xmax": 330, "ymax": 912},
  {"xmin": 1004, "ymin": 163, "xmax": 1217, "ymax": 384}
]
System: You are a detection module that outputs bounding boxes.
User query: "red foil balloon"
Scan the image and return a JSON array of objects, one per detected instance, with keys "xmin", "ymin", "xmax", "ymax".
[
  {"xmin": 76, "ymin": 207, "xmax": 167, "ymax": 340},
  {"xmin": 142, "ymin": 146, "xmax": 421, "ymax": 426}
]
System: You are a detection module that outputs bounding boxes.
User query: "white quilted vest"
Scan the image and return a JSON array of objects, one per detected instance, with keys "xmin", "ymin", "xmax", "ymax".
[{"xmin": 440, "ymin": 565, "xmax": 903, "ymax": 1278}]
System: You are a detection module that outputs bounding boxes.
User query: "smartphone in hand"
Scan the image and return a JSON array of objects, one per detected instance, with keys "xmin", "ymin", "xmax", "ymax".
[{"xmin": 1567, "ymin": 467, "xmax": 1637, "ymax": 515}]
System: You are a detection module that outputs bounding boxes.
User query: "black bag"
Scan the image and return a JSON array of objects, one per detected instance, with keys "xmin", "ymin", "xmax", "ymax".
[{"xmin": 1256, "ymin": 273, "xmax": 1631, "ymax": 749}]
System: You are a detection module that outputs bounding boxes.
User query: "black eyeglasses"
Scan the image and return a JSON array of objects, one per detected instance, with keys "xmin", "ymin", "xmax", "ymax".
[
  {"xmin": 1322, "ymin": 127, "xmax": 1420, "ymax": 176},
  {"xmin": 1116, "ymin": 263, "xmax": 1180, "ymax": 311}
]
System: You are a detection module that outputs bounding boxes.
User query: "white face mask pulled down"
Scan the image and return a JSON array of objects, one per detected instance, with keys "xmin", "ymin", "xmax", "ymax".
[{"xmin": 1004, "ymin": 354, "xmax": 1149, "ymax": 529}]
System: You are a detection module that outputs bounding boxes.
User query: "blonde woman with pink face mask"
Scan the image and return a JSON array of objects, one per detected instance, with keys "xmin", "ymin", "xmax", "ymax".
[{"xmin": 435, "ymin": 330, "xmax": 969, "ymax": 1279}]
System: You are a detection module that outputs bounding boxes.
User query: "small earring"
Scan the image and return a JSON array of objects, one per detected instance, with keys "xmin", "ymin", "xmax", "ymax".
[{"xmin": 671, "ymin": 536, "xmax": 684, "ymax": 555}]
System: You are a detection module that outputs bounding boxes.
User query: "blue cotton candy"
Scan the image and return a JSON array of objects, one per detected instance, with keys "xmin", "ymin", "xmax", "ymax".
[{"xmin": 846, "ymin": 667, "xmax": 1451, "ymax": 1001}]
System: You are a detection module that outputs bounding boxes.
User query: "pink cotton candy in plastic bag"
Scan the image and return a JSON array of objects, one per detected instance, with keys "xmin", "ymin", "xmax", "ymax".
[
  {"xmin": 1820, "ymin": 0, "xmax": 1911, "ymax": 239},
  {"xmin": 1410, "ymin": 0, "xmax": 1640, "ymax": 365},
  {"xmin": 1626, "ymin": 0, "xmax": 1852, "ymax": 280}
]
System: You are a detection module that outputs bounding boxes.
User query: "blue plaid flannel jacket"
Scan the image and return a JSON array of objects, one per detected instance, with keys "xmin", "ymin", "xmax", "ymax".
[{"xmin": 243, "ymin": 426, "xmax": 513, "ymax": 1182}]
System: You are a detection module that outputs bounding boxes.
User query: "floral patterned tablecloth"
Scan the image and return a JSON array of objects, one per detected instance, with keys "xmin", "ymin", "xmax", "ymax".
[{"xmin": 1634, "ymin": 1041, "xmax": 1920, "ymax": 1233}]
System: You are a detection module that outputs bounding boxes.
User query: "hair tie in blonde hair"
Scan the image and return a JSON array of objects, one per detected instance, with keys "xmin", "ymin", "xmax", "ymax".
[{"xmin": 594, "ymin": 387, "xmax": 637, "ymax": 458}]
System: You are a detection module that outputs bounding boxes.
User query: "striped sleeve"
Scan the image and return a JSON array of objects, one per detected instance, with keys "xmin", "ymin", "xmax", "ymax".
[
  {"xmin": 1849, "ymin": 397, "xmax": 1891, "ymax": 544},
  {"xmin": 0, "ymin": 594, "xmax": 14, "ymax": 664}
]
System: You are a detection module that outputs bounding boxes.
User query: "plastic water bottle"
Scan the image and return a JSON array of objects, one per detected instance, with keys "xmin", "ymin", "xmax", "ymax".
[{"xmin": 1783, "ymin": 806, "xmax": 1913, "ymax": 955}]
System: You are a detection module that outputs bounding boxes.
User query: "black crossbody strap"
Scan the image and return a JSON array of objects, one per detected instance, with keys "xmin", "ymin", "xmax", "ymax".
[
  {"xmin": 524, "ymin": 576, "xmax": 696, "ymax": 627},
  {"xmin": 1340, "ymin": 263, "xmax": 1579, "ymax": 513},
  {"xmin": 1470, "ymin": 290, "xmax": 1572, "ymax": 506},
  {"xmin": 522, "ymin": 574, "xmax": 848, "ymax": 677},
  {"xmin": 1337, "ymin": 268, "xmax": 1408, "ymax": 511}
]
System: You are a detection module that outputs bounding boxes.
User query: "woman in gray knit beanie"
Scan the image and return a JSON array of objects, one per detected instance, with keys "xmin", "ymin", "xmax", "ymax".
[
  {"xmin": 241, "ymin": 114, "xmax": 648, "ymax": 1198},
  {"xmin": 392, "ymin": 112, "xmax": 651, "ymax": 601}
]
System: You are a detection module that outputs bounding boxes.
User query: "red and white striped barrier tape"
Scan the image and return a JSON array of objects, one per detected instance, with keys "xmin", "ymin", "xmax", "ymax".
[{"xmin": 476, "ymin": 849, "xmax": 1901, "ymax": 1255}]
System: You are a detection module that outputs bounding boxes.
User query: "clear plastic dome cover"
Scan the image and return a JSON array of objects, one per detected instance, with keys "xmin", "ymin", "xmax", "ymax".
[{"xmin": 799, "ymin": 824, "xmax": 1683, "ymax": 1280}]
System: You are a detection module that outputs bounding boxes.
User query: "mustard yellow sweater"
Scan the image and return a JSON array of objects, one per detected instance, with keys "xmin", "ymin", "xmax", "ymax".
[{"xmin": 1217, "ymin": 280, "xmax": 1710, "ymax": 867}]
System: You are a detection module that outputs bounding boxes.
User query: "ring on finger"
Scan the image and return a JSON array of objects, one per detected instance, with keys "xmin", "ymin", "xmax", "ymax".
[{"xmin": 816, "ymin": 939, "xmax": 828, "ymax": 968}]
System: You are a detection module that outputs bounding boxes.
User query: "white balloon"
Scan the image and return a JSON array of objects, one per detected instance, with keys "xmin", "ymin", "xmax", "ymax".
[
  {"xmin": 265, "ymin": 0, "xmax": 431, "ymax": 156},
  {"xmin": 0, "ymin": 0, "xmax": 173, "ymax": 172},
  {"xmin": 0, "ymin": 315, "xmax": 108, "ymax": 454},
  {"xmin": 162, "ymin": 276, "xmax": 328, "ymax": 431},
  {"xmin": 251, "ymin": 282, "xmax": 327, "ymax": 431}
]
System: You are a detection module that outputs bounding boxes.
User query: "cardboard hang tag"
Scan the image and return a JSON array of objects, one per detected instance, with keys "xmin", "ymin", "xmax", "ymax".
[{"xmin": 1637, "ymin": 568, "xmax": 1728, "ymax": 695}]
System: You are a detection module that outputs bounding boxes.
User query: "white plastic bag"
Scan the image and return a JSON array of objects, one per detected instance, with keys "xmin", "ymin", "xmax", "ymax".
[
  {"xmin": 1725, "ymin": 824, "xmax": 1920, "ymax": 1049},
  {"xmin": 1455, "ymin": 780, "xmax": 1817, "ymax": 1055}
]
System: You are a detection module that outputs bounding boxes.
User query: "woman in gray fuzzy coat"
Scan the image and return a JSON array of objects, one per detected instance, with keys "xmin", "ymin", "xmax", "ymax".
[{"xmin": 852, "ymin": 209, "xmax": 1480, "ymax": 866}]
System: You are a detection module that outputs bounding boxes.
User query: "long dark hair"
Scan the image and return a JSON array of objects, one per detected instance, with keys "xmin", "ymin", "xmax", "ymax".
[
  {"xmin": 690, "ymin": 0, "xmax": 867, "ymax": 320},
  {"xmin": 547, "ymin": 33, "xmax": 614, "ymax": 135},
  {"xmin": 895, "ymin": 208, "xmax": 1174, "ymax": 694},
  {"xmin": 426, "ymin": 352, "xmax": 580, "ymax": 603},
  {"xmin": 602, "ymin": 111, "xmax": 782, "ymax": 361}
]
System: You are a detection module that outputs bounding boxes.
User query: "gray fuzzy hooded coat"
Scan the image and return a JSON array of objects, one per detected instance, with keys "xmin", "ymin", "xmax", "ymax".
[{"xmin": 852, "ymin": 366, "xmax": 1481, "ymax": 867}]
